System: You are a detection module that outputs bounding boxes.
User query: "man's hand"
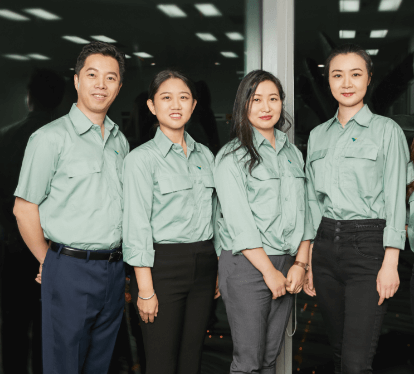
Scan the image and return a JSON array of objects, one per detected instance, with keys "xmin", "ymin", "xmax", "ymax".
[
  {"xmin": 214, "ymin": 274, "xmax": 220, "ymax": 299},
  {"xmin": 35, "ymin": 263, "xmax": 43, "ymax": 284},
  {"xmin": 286, "ymin": 265, "xmax": 306, "ymax": 294},
  {"xmin": 303, "ymin": 243, "xmax": 316, "ymax": 297},
  {"xmin": 263, "ymin": 267, "xmax": 287, "ymax": 299}
]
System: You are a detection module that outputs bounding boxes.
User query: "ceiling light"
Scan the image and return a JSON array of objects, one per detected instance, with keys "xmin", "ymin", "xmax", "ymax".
[
  {"xmin": 221, "ymin": 51, "xmax": 238, "ymax": 58},
  {"xmin": 194, "ymin": 4, "xmax": 222, "ymax": 17},
  {"xmin": 157, "ymin": 4, "xmax": 187, "ymax": 18},
  {"xmin": 378, "ymin": 0, "xmax": 402, "ymax": 11},
  {"xmin": 215, "ymin": 62, "xmax": 220, "ymax": 65},
  {"xmin": 23, "ymin": 8, "xmax": 60, "ymax": 20},
  {"xmin": 196, "ymin": 33, "xmax": 217, "ymax": 41},
  {"xmin": 151, "ymin": 63, "xmax": 156, "ymax": 65},
  {"xmin": 69, "ymin": 68, "xmax": 74, "ymax": 70},
  {"xmin": 133, "ymin": 52, "xmax": 153, "ymax": 58},
  {"xmin": 339, "ymin": 0, "xmax": 360, "ymax": 12},
  {"xmin": 0, "ymin": 10, "xmax": 30, "ymax": 21},
  {"xmin": 339, "ymin": 30, "xmax": 356, "ymax": 38},
  {"xmin": 370, "ymin": 29, "xmax": 388, "ymax": 38},
  {"xmin": 318, "ymin": 64, "xmax": 325, "ymax": 67},
  {"xmin": 125, "ymin": 54, "xmax": 131, "ymax": 59},
  {"xmin": 27, "ymin": 53, "xmax": 50, "ymax": 60},
  {"xmin": 91, "ymin": 35, "xmax": 116, "ymax": 43},
  {"xmin": 366, "ymin": 49, "xmax": 379, "ymax": 55},
  {"xmin": 225, "ymin": 32, "xmax": 244, "ymax": 41},
  {"xmin": 62, "ymin": 36, "xmax": 89, "ymax": 44},
  {"xmin": 3, "ymin": 54, "xmax": 30, "ymax": 60}
]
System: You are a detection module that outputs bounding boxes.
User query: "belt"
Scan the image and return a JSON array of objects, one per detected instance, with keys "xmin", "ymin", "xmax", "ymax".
[{"xmin": 50, "ymin": 242, "xmax": 123, "ymax": 262}]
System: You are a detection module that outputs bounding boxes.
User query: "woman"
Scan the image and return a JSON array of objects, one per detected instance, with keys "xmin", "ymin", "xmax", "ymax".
[
  {"xmin": 214, "ymin": 70, "xmax": 313, "ymax": 373},
  {"xmin": 304, "ymin": 44, "xmax": 409, "ymax": 373},
  {"xmin": 406, "ymin": 145, "xmax": 414, "ymax": 320},
  {"xmin": 122, "ymin": 70, "xmax": 220, "ymax": 374}
]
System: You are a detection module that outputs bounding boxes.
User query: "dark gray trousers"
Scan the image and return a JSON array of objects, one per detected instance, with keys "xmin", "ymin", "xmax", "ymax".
[{"xmin": 219, "ymin": 250, "xmax": 294, "ymax": 374}]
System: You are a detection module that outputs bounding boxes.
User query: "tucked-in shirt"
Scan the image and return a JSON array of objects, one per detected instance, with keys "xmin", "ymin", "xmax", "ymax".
[
  {"xmin": 122, "ymin": 128, "xmax": 220, "ymax": 267},
  {"xmin": 407, "ymin": 162, "xmax": 414, "ymax": 252},
  {"xmin": 214, "ymin": 127, "xmax": 314, "ymax": 256},
  {"xmin": 14, "ymin": 104, "xmax": 129, "ymax": 250},
  {"xmin": 306, "ymin": 104, "xmax": 409, "ymax": 250}
]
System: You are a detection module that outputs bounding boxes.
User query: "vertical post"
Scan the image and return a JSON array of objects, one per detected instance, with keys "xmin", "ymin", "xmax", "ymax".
[
  {"xmin": 262, "ymin": 0, "xmax": 295, "ymax": 143},
  {"xmin": 245, "ymin": 0, "xmax": 262, "ymax": 74},
  {"xmin": 262, "ymin": 1, "xmax": 295, "ymax": 373}
]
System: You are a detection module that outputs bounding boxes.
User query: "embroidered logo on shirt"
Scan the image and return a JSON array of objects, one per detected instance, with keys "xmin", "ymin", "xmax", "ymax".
[
  {"xmin": 288, "ymin": 160, "xmax": 292, "ymax": 164},
  {"xmin": 352, "ymin": 138, "xmax": 357, "ymax": 142},
  {"xmin": 114, "ymin": 150, "xmax": 119, "ymax": 155},
  {"xmin": 197, "ymin": 166, "xmax": 201, "ymax": 170}
]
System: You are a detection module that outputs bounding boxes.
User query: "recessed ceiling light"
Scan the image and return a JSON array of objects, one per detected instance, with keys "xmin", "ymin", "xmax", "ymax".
[
  {"xmin": 318, "ymin": 64, "xmax": 325, "ymax": 67},
  {"xmin": 91, "ymin": 35, "xmax": 117, "ymax": 43},
  {"xmin": 366, "ymin": 49, "xmax": 379, "ymax": 55},
  {"xmin": 69, "ymin": 68, "xmax": 75, "ymax": 70},
  {"xmin": 225, "ymin": 32, "xmax": 244, "ymax": 41},
  {"xmin": 196, "ymin": 33, "xmax": 217, "ymax": 41},
  {"xmin": 125, "ymin": 54, "xmax": 131, "ymax": 59},
  {"xmin": 151, "ymin": 63, "xmax": 156, "ymax": 65},
  {"xmin": 339, "ymin": 30, "xmax": 356, "ymax": 38},
  {"xmin": 3, "ymin": 54, "xmax": 30, "ymax": 60},
  {"xmin": 194, "ymin": 4, "xmax": 222, "ymax": 17},
  {"xmin": 370, "ymin": 30, "xmax": 388, "ymax": 38},
  {"xmin": 378, "ymin": 0, "xmax": 402, "ymax": 11},
  {"xmin": 23, "ymin": 8, "xmax": 60, "ymax": 20},
  {"xmin": 339, "ymin": 0, "xmax": 360, "ymax": 12},
  {"xmin": 0, "ymin": 10, "xmax": 30, "ymax": 21},
  {"xmin": 62, "ymin": 36, "xmax": 89, "ymax": 44},
  {"xmin": 157, "ymin": 4, "xmax": 187, "ymax": 18},
  {"xmin": 27, "ymin": 53, "xmax": 50, "ymax": 60},
  {"xmin": 215, "ymin": 62, "xmax": 220, "ymax": 65},
  {"xmin": 133, "ymin": 52, "xmax": 153, "ymax": 58},
  {"xmin": 221, "ymin": 51, "xmax": 238, "ymax": 58}
]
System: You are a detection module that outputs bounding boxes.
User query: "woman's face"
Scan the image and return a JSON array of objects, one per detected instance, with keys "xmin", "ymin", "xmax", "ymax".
[
  {"xmin": 247, "ymin": 80, "xmax": 282, "ymax": 132},
  {"xmin": 328, "ymin": 53, "xmax": 371, "ymax": 109},
  {"xmin": 147, "ymin": 78, "xmax": 197, "ymax": 131}
]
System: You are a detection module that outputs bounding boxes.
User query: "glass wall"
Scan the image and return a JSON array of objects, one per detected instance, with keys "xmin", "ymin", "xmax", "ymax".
[{"xmin": 294, "ymin": 0, "xmax": 414, "ymax": 372}]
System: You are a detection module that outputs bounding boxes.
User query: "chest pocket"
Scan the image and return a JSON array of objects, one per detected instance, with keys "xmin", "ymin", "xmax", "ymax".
[
  {"xmin": 309, "ymin": 149, "xmax": 328, "ymax": 193},
  {"xmin": 289, "ymin": 165, "xmax": 306, "ymax": 211},
  {"xmin": 248, "ymin": 166, "xmax": 281, "ymax": 217},
  {"xmin": 343, "ymin": 146, "xmax": 379, "ymax": 193},
  {"xmin": 66, "ymin": 161, "xmax": 101, "ymax": 178},
  {"xmin": 157, "ymin": 175, "xmax": 193, "ymax": 222}
]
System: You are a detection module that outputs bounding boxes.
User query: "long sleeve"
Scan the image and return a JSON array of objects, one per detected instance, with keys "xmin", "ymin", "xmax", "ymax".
[
  {"xmin": 212, "ymin": 193, "xmax": 222, "ymax": 256},
  {"xmin": 122, "ymin": 152, "xmax": 156, "ymax": 267},
  {"xmin": 382, "ymin": 122, "xmax": 409, "ymax": 250},
  {"xmin": 213, "ymin": 153, "xmax": 263, "ymax": 255}
]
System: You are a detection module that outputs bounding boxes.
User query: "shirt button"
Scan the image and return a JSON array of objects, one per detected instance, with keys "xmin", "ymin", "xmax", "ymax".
[
  {"xmin": 337, "ymin": 222, "xmax": 341, "ymax": 226},
  {"xmin": 335, "ymin": 227, "xmax": 340, "ymax": 232}
]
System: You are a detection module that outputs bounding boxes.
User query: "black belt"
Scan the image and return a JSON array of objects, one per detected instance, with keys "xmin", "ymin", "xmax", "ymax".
[{"xmin": 50, "ymin": 242, "xmax": 123, "ymax": 262}]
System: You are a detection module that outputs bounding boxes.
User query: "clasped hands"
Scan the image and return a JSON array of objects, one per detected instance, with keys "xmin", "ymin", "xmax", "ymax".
[{"xmin": 263, "ymin": 264, "xmax": 306, "ymax": 299}]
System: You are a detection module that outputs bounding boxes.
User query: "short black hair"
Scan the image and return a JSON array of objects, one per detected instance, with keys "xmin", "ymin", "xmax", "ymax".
[
  {"xmin": 75, "ymin": 41, "xmax": 125, "ymax": 83},
  {"xmin": 27, "ymin": 68, "xmax": 65, "ymax": 111}
]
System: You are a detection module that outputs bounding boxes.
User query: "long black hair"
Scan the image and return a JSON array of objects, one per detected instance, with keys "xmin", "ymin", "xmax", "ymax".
[{"xmin": 225, "ymin": 69, "xmax": 292, "ymax": 174}]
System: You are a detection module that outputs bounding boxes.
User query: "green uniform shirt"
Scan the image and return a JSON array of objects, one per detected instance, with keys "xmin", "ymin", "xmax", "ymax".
[
  {"xmin": 122, "ymin": 127, "xmax": 220, "ymax": 268},
  {"xmin": 406, "ymin": 162, "xmax": 414, "ymax": 252},
  {"xmin": 305, "ymin": 104, "xmax": 409, "ymax": 250},
  {"xmin": 214, "ymin": 127, "xmax": 314, "ymax": 256},
  {"xmin": 14, "ymin": 104, "xmax": 129, "ymax": 250}
]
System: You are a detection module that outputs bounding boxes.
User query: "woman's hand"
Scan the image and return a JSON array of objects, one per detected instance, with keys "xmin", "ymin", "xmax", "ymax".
[
  {"xmin": 303, "ymin": 243, "xmax": 316, "ymax": 297},
  {"xmin": 263, "ymin": 267, "xmax": 287, "ymax": 299},
  {"xmin": 35, "ymin": 263, "xmax": 43, "ymax": 284},
  {"xmin": 214, "ymin": 274, "xmax": 221, "ymax": 299},
  {"xmin": 137, "ymin": 291, "xmax": 159, "ymax": 323},
  {"xmin": 377, "ymin": 248, "xmax": 400, "ymax": 306},
  {"xmin": 286, "ymin": 265, "xmax": 306, "ymax": 294}
]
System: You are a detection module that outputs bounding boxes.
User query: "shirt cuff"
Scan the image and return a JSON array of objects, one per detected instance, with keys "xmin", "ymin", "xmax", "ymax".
[
  {"xmin": 302, "ymin": 222, "xmax": 315, "ymax": 242},
  {"xmin": 231, "ymin": 228, "xmax": 263, "ymax": 255},
  {"xmin": 123, "ymin": 246, "xmax": 155, "ymax": 267},
  {"xmin": 383, "ymin": 226, "xmax": 406, "ymax": 250},
  {"xmin": 14, "ymin": 188, "xmax": 46, "ymax": 205}
]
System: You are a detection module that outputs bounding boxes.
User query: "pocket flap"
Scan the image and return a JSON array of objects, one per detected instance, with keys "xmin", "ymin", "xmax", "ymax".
[
  {"xmin": 158, "ymin": 175, "xmax": 193, "ymax": 194},
  {"xmin": 344, "ymin": 146, "xmax": 378, "ymax": 161},
  {"xmin": 201, "ymin": 173, "xmax": 215, "ymax": 188},
  {"xmin": 309, "ymin": 149, "xmax": 328, "ymax": 162},
  {"xmin": 67, "ymin": 161, "xmax": 101, "ymax": 178},
  {"xmin": 251, "ymin": 167, "xmax": 280, "ymax": 181},
  {"xmin": 290, "ymin": 165, "xmax": 306, "ymax": 178}
]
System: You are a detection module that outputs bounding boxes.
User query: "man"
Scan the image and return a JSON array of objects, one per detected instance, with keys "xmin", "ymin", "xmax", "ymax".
[
  {"xmin": 13, "ymin": 41, "xmax": 129, "ymax": 374},
  {"xmin": 0, "ymin": 68, "xmax": 65, "ymax": 374}
]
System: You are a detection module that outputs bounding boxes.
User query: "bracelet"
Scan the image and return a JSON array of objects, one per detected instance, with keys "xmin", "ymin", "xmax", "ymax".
[
  {"xmin": 293, "ymin": 261, "xmax": 309, "ymax": 271},
  {"xmin": 138, "ymin": 291, "xmax": 155, "ymax": 300}
]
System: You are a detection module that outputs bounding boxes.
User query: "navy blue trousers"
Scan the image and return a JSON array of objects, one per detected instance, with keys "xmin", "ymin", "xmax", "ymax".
[{"xmin": 41, "ymin": 247, "xmax": 125, "ymax": 374}]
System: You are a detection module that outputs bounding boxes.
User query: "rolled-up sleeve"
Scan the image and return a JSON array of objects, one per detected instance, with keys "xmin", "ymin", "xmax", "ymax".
[
  {"xmin": 122, "ymin": 152, "xmax": 155, "ymax": 267},
  {"xmin": 213, "ymin": 153, "xmax": 263, "ymax": 255},
  {"xmin": 14, "ymin": 130, "xmax": 57, "ymax": 205},
  {"xmin": 382, "ymin": 122, "xmax": 409, "ymax": 250},
  {"xmin": 305, "ymin": 139, "xmax": 323, "ymax": 238}
]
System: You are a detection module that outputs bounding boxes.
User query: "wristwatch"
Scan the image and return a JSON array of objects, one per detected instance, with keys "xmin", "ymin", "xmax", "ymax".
[{"xmin": 293, "ymin": 261, "xmax": 309, "ymax": 271}]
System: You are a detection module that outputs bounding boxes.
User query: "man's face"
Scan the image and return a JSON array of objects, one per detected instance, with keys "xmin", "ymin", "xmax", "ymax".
[{"xmin": 74, "ymin": 54, "xmax": 122, "ymax": 117}]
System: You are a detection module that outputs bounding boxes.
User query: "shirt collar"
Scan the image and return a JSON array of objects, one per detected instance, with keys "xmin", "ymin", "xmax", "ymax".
[
  {"xmin": 328, "ymin": 104, "xmax": 373, "ymax": 129},
  {"xmin": 68, "ymin": 104, "xmax": 119, "ymax": 137},
  {"xmin": 252, "ymin": 126, "xmax": 290, "ymax": 149},
  {"xmin": 154, "ymin": 127, "xmax": 200, "ymax": 158}
]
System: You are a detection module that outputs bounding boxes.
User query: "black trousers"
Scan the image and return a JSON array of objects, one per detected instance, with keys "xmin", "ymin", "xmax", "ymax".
[
  {"xmin": 312, "ymin": 217, "xmax": 388, "ymax": 374},
  {"xmin": 130, "ymin": 240, "xmax": 218, "ymax": 374},
  {"xmin": 411, "ymin": 264, "xmax": 414, "ymax": 323}
]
